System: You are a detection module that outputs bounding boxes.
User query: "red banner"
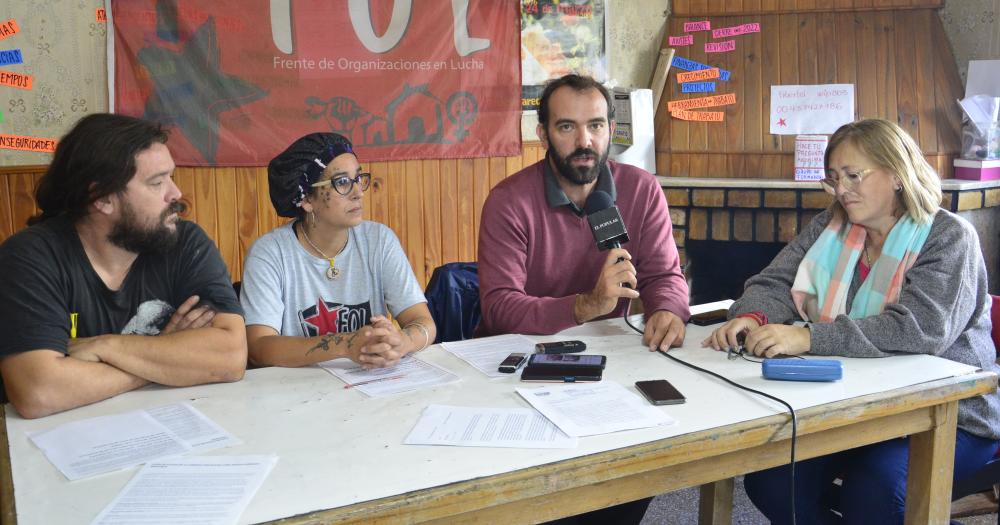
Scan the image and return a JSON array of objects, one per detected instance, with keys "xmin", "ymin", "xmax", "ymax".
[{"xmin": 113, "ymin": 1, "xmax": 521, "ymax": 166}]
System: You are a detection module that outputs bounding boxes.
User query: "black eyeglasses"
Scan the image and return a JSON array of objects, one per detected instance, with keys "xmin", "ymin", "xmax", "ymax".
[{"xmin": 311, "ymin": 173, "xmax": 372, "ymax": 196}]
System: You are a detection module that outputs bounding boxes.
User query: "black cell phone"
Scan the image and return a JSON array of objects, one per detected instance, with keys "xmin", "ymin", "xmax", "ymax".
[
  {"xmin": 520, "ymin": 364, "xmax": 603, "ymax": 382},
  {"xmin": 534, "ymin": 340, "xmax": 587, "ymax": 354},
  {"xmin": 527, "ymin": 353, "xmax": 606, "ymax": 369},
  {"xmin": 498, "ymin": 353, "xmax": 527, "ymax": 373},
  {"xmin": 689, "ymin": 309, "xmax": 729, "ymax": 326},
  {"xmin": 635, "ymin": 380, "xmax": 686, "ymax": 405}
]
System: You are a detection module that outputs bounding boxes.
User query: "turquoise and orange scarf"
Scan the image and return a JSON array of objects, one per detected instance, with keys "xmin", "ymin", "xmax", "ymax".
[{"xmin": 791, "ymin": 210, "xmax": 934, "ymax": 322}]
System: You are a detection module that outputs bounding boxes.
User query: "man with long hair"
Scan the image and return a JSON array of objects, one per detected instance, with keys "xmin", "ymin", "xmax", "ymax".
[{"xmin": 0, "ymin": 113, "xmax": 247, "ymax": 419}]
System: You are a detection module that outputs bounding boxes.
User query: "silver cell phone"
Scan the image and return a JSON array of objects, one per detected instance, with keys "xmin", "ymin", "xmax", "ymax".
[{"xmin": 498, "ymin": 353, "xmax": 527, "ymax": 373}]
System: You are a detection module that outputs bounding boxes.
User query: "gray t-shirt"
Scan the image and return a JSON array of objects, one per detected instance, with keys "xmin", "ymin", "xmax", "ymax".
[{"xmin": 241, "ymin": 221, "xmax": 425, "ymax": 337}]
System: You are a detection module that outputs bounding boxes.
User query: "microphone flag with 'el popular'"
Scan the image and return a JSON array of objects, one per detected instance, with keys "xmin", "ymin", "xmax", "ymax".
[{"xmin": 585, "ymin": 190, "xmax": 629, "ymax": 251}]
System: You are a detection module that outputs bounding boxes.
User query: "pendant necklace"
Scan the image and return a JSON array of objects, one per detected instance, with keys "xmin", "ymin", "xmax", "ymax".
[
  {"xmin": 863, "ymin": 241, "xmax": 873, "ymax": 267},
  {"xmin": 301, "ymin": 226, "xmax": 346, "ymax": 280}
]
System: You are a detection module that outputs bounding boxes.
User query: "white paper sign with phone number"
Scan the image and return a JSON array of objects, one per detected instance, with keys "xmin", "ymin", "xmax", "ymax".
[{"xmin": 770, "ymin": 84, "xmax": 855, "ymax": 135}]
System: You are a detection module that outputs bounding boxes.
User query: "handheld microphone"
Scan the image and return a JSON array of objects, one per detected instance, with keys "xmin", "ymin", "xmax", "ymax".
[
  {"xmin": 584, "ymin": 190, "xmax": 629, "ymax": 250},
  {"xmin": 585, "ymin": 190, "xmax": 631, "ymax": 289}
]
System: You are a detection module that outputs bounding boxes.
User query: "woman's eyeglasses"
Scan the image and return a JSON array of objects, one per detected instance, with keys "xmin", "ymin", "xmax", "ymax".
[
  {"xmin": 312, "ymin": 173, "xmax": 372, "ymax": 196},
  {"xmin": 819, "ymin": 168, "xmax": 875, "ymax": 195}
]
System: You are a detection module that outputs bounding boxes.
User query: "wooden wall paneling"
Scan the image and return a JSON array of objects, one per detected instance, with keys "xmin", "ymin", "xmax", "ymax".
[
  {"xmin": 456, "ymin": 159, "xmax": 476, "ymax": 262},
  {"xmin": 687, "ymin": 23, "xmax": 710, "ymax": 177},
  {"xmin": 706, "ymin": 18, "xmax": 730, "ymax": 177},
  {"xmin": 932, "ymin": 17, "xmax": 963, "ymax": 158},
  {"xmin": 760, "ymin": 14, "xmax": 782, "ymax": 178},
  {"xmin": 874, "ymin": 11, "xmax": 898, "ymax": 124},
  {"xmin": 661, "ymin": 19, "xmax": 689, "ymax": 177},
  {"xmin": 438, "ymin": 159, "xmax": 459, "ymax": 264},
  {"xmin": 213, "ymin": 168, "xmax": 240, "ymax": 283},
  {"xmin": 777, "ymin": 12, "xmax": 800, "ymax": 160},
  {"xmin": 368, "ymin": 161, "xmax": 389, "ymax": 226},
  {"xmin": 817, "ymin": 12, "xmax": 840, "ymax": 85},
  {"xmin": 471, "ymin": 157, "xmax": 490, "ymax": 252},
  {"xmin": 234, "ymin": 167, "xmax": 260, "ymax": 282},
  {"xmin": 725, "ymin": 0, "xmax": 744, "ymax": 14},
  {"xmin": 193, "ymin": 167, "xmax": 219, "ymax": 247},
  {"xmin": 894, "ymin": 10, "xmax": 919, "ymax": 142},
  {"xmin": 10, "ymin": 174, "xmax": 39, "ymax": 233},
  {"xmin": 173, "ymin": 169, "xmax": 197, "ymax": 224},
  {"xmin": 254, "ymin": 168, "xmax": 281, "ymax": 236},
  {"xmin": 779, "ymin": 0, "xmax": 797, "ymax": 14},
  {"xmin": 912, "ymin": 10, "xmax": 938, "ymax": 154},
  {"xmin": 855, "ymin": 12, "xmax": 878, "ymax": 119},
  {"xmin": 799, "ymin": 14, "xmax": 820, "ymax": 86},
  {"xmin": 0, "ymin": 176, "xmax": 13, "ymax": 240},
  {"xmin": 744, "ymin": 0, "xmax": 762, "ymax": 14},
  {"xmin": 743, "ymin": 13, "xmax": 764, "ymax": 178},
  {"xmin": 833, "ymin": 0, "xmax": 852, "ymax": 9},
  {"xmin": 726, "ymin": 16, "xmax": 749, "ymax": 177},
  {"xmin": 854, "ymin": 0, "xmax": 873, "ymax": 9},
  {"xmin": 403, "ymin": 160, "xmax": 426, "ymax": 286},
  {"xmin": 800, "ymin": 0, "xmax": 817, "ymax": 12},
  {"xmin": 385, "ymin": 161, "xmax": 406, "ymax": 253},
  {"xmin": 421, "ymin": 159, "xmax": 442, "ymax": 280},
  {"xmin": 834, "ymin": 13, "xmax": 856, "ymax": 113}
]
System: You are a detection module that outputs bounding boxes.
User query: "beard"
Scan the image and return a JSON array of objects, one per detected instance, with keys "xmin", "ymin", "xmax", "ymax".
[
  {"xmin": 548, "ymin": 144, "xmax": 610, "ymax": 186},
  {"xmin": 108, "ymin": 200, "xmax": 185, "ymax": 254}
]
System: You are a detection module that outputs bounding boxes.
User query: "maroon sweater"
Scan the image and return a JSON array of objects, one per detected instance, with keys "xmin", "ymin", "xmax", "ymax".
[{"xmin": 478, "ymin": 160, "xmax": 690, "ymax": 335}]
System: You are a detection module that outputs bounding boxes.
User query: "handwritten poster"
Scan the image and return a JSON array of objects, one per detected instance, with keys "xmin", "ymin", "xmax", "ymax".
[
  {"xmin": 681, "ymin": 82, "xmax": 715, "ymax": 93},
  {"xmin": 770, "ymin": 84, "xmax": 855, "ymax": 135},
  {"xmin": 794, "ymin": 135, "xmax": 829, "ymax": 181},
  {"xmin": 0, "ymin": 19, "xmax": 19, "ymax": 40},
  {"xmin": 0, "ymin": 48, "xmax": 23, "ymax": 66},
  {"xmin": 667, "ymin": 92, "xmax": 736, "ymax": 112},
  {"xmin": 677, "ymin": 68, "xmax": 719, "ymax": 83},
  {"xmin": 672, "ymin": 56, "xmax": 731, "ymax": 82},
  {"xmin": 712, "ymin": 23, "xmax": 761, "ymax": 39},
  {"xmin": 671, "ymin": 109, "xmax": 724, "ymax": 122},
  {"xmin": 0, "ymin": 134, "xmax": 58, "ymax": 152},
  {"xmin": 705, "ymin": 40, "xmax": 736, "ymax": 53},
  {"xmin": 0, "ymin": 70, "xmax": 32, "ymax": 90},
  {"xmin": 668, "ymin": 35, "xmax": 693, "ymax": 46},
  {"xmin": 684, "ymin": 21, "xmax": 710, "ymax": 32}
]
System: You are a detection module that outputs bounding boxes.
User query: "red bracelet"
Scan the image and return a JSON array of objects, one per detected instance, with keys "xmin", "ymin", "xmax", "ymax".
[{"xmin": 736, "ymin": 311, "xmax": 768, "ymax": 327}]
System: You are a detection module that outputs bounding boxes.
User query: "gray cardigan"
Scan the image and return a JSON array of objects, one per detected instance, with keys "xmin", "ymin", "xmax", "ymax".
[{"xmin": 732, "ymin": 208, "xmax": 1000, "ymax": 440}]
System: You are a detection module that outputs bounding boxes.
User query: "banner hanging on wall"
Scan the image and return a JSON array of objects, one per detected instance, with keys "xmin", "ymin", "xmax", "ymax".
[{"xmin": 112, "ymin": 1, "xmax": 521, "ymax": 166}]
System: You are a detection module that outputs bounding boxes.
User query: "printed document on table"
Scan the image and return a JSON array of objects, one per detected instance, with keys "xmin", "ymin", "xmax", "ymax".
[
  {"xmin": 404, "ymin": 404, "xmax": 578, "ymax": 448},
  {"xmin": 91, "ymin": 455, "xmax": 278, "ymax": 525},
  {"xmin": 441, "ymin": 334, "xmax": 536, "ymax": 377},
  {"xmin": 516, "ymin": 382, "xmax": 676, "ymax": 437},
  {"xmin": 146, "ymin": 403, "xmax": 242, "ymax": 452},
  {"xmin": 319, "ymin": 355, "xmax": 460, "ymax": 397},
  {"xmin": 29, "ymin": 411, "xmax": 191, "ymax": 481},
  {"xmin": 29, "ymin": 403, "xmax": 240, "ymax": 481}
]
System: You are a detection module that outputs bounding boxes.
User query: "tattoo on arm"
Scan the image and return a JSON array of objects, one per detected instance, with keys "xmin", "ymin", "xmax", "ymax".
[
  {"xmin": 306, "ymin": 333, "xmax": 345, "ymax": 355},
  {"xmin": 346, "ymin": 332, "xmax": 361, "ymax": 349}
]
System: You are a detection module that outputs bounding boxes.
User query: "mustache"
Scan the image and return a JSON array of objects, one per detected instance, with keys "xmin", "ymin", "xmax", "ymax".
[
  {"xmin": 568, "ymin": 148, "xmax": 598, "ymax": 160},
  {"xmin": 162, "ymin": 200, "xmax": 186, "ymax": 218}
]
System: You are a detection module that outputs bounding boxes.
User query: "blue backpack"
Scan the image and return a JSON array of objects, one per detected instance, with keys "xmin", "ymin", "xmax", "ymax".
[{"xmin": 424, "ymin": 262, "xmax": 481, "ymax": 343}]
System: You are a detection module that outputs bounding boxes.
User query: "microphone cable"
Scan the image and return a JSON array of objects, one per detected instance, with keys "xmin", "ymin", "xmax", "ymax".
[{"xmin": 622, "ymin": 302, "xmax": 798, "ymax": 525}]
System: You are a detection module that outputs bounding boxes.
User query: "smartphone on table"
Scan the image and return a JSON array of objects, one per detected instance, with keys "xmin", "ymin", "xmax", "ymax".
[
  {"xmin": 520, "ymin": 354, "xmax": 606, "ymax": 382},
  {"xmin": 635, "ymin": 379, "xmax": 686, "ymax": 405},
  {"xmin": 497, "ymin": 353, "xmax": 527, "ymax": 373},
  {"xmin": 689, "ymin": 309, "xmax": 729, "ymax": 326}
]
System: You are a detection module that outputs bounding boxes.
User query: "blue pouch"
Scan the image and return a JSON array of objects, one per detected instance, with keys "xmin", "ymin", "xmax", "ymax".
[{"xmin": 762, "ymin": 359, "xmax": 843, "ymax": 382}]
